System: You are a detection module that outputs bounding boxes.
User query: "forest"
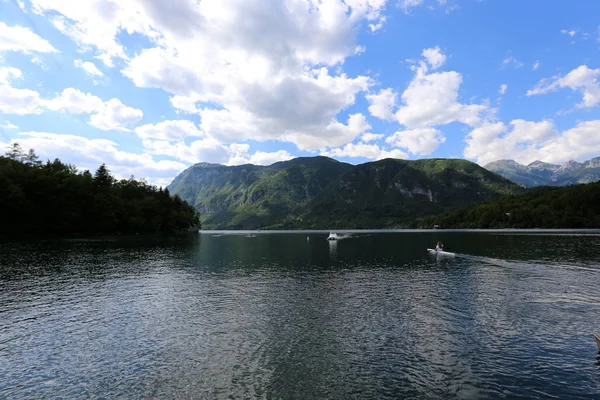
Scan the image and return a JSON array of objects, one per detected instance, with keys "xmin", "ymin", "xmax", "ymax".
[
  {"xmin": 415, "ymin": 181, "xmax": 600, "ymax": 229},
  {"xmin": 0, "ymin": 143, "xmax": 200, "ymax": 237}
]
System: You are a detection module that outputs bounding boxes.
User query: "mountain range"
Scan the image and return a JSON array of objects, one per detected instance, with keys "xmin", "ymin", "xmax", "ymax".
[
  {"xmin": 484, "ymin": 157, "xmax": 600, "ymax": 187},
  {"xmin": 167, "ymin": 157, "xmax": 522, "ymax": 229}
]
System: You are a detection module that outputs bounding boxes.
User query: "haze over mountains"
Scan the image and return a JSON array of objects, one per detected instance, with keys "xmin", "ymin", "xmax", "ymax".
[
  {"xmin": 167, "ymin": 157, "xmax": 522, "ymax": 229},
  {"xmin": 484, "ymin": 157, "xmax": 600, "ymax": 187}
]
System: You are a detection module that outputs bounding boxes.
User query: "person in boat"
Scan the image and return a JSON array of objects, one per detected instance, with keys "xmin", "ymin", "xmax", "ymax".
[{"xmin": 435, "ymin": 241, "xmax": 444, "ymax": 251}]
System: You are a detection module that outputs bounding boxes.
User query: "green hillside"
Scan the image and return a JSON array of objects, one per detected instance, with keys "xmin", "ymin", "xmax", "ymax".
[
  {"xmin": 417, "ymin": 181, "xmax": 600, "ymax": 229},
  {"xmin": 168, "ymin": 156, "xmax": 523, "ymax": 229}
]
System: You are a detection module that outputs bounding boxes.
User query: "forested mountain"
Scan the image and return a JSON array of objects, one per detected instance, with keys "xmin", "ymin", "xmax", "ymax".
[
  {"xmin": 485, "ymin": 157, "xmax": 600, "ymax": 187},
  {"xmin": 0, "ymin": 144, "xmax": 199, "ymax": 237},
  {"xmin": 417, "ymin": 181, "xmax": 600, "ymax": 229},
  {"xmin": 168, "ymin": 157, "xmax": 523, "ymax": 229}
]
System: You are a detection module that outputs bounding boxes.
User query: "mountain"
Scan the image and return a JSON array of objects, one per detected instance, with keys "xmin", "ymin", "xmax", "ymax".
[
  {"xmin": 167, "ymin": 156, "xmax": 523, "ymax": 229},
  {"xmin": 484, "ymin": 157, "xmax": 600, "ymax": 187}
]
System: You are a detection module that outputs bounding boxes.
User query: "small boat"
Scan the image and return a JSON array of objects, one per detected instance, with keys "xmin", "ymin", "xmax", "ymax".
[
  {"xmin": 427, "ymin": 248, "xmax": 456, "ymax": 257},
  {"xmin": 594, "ymin": 332, "xmax": 600, "ymax": 350},
  {"xmin": 327, "ymin": 232, "xmax": 339, "ymax": 240}
]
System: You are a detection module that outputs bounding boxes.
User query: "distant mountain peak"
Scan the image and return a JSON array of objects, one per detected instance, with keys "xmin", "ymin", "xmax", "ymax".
[
  {"xmin": 527, "ymin": 160, "xmax": 559, "ymax": 171},
  {"xmin": 486, "ymin": 157, "xmax": 600, "ymax": 187}
]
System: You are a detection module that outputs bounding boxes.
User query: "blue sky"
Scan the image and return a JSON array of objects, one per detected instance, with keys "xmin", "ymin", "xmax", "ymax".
[{"xmin": 1, "ymin": 0, "xmax": 599, "ymax": 185}]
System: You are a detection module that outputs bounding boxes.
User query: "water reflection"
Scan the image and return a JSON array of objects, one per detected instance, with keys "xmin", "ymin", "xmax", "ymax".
[
  {"xmin": 1, "ymin": 232, "xmax": 599, "ymax": 399},
  {"xmin": 328, "ymin": 238, "xmax": 337, "ymax": 259}
]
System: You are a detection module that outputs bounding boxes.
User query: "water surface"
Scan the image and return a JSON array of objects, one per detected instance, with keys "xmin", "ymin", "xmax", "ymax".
[{"xmin": 1, "ymin": 231, "xmax": 600, "ymax": 399}]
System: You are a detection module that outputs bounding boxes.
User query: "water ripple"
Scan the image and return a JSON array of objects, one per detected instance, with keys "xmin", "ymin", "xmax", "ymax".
[{"xmin": 1, "ymin": 233, "xmax": 599, "ymax": 399}]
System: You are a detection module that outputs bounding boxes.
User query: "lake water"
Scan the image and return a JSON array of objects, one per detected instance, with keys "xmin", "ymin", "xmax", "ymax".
[{"xmin": 1, "ymin": 231, "xmax": 600, "ymax": 399}]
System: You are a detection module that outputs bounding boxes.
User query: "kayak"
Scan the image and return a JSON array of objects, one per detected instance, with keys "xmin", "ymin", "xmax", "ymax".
[{"xmin": 427, "ymin": 248, "xmax": 456, "ymax": 257}]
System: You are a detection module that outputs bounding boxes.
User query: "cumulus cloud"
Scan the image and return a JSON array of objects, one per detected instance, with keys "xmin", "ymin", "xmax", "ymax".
[
  {"xmin": 0, "ymin": 67, "xmax": 45, "ymax": 115},
  {"xmin": 89, "ymin": 99, "xmax": 144, "ymax": 131},
  {"xmin": 366, "ymin": 88, "xmax": 396, "ymax": 120},
  {"xmin": 385, "ymin": 128, "xmax": 445, "ymax": 155},
  {"xmin": 460, "ymin": 119, "xmax": 595, "ymax": 165},
  {"xmin": 360, "ymin": 132, "xmax": 384, "ymax": 142},
  {"xmin": 0, "ymin": 21, "xmax": 58, "ymax": 54},
  {"xmin": 527, "ymin": 65, "xmax": 600, "ymax": 109},
  {"xmin": 30, "ymin": 0, "xmax": 393, "ymax": 151},
  {"xmin": 0, "ymin": 74, "xmax": 143, "ymax": 130},
  {"xmin": 422, "ymin": 46, "xmax": 446, "ymax": 70},
  {"xmin": 366, "ymin": 47, "xmax": 491, "ymax": 157}
]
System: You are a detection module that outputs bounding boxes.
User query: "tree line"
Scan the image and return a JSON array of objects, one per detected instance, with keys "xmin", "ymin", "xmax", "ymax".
[
  {"xmin": 0, "ymin": 143, "xmax": 200, "ymax": 237},
  {"xmin": 414, "ymin": 181, "xmax": 600, "ymax": 229}
]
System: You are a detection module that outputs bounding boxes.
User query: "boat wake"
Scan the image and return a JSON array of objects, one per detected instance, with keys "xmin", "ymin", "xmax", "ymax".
[{"xmin": 458, "ymin": 254, "xmax": 600, "ymax": 273}]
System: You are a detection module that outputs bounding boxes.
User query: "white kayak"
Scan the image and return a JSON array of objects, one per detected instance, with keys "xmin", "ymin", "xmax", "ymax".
[{"xmin": 427, "ymin": 248, "xmax": 456, "ymax": 257}]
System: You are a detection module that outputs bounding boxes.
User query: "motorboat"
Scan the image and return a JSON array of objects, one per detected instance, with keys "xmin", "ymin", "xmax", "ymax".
[
  {"xmin": 427, "ymin": 248, "xmax": 456, "ymax": 257},
  {"xmin": 327, "ymin": 232, "xmax": 339, "ymax": 240},
  {"xmin": 594, "ymin": 332, "xmax": 600, "ymax": 350}
]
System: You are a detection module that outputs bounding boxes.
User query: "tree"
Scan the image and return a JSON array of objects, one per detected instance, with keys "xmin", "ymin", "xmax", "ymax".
[
  {"xmin": 25, "ymin": 149, "xmax": 42, "ymax": 166},
  {"xmin": 93, "ymin": 164, "xmax": 116, "ymax": 190},
  {"xmin": 5, "ymin": 143, "xmax": 25, "ymax": 161}
]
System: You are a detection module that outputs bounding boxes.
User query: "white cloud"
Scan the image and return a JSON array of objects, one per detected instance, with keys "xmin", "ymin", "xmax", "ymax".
[
  {"xmin": 31, "ymin": 0, "xmax": 391, "ymax": 150},
  {"xmin": 2, "ymin": 132, "xmax": 186, "ymax": 184},
  {"xmin": 360, "ymin": 132, "xmax": 384, "ymax": 142},
  {"xmin": 0, "ymin": 67, "xmax": 23, "ymax": 86},
  {"xmin": 134, "ymin": 120, "xmax": 203, "ymax": 141},
  {"xmin": 32, "ymin": 0, "xmax": 130, "ymax": 67},
  {"xmin": 31, "ymin": 56, "xmax": 48, "ymax": 70},
  {"xmin": 322, "ymin": 142, "xmax": 408, "ymax": 160},
  {"xmin": 502, "ymin": 56, "xmax": 524, "ymax": 68},
  {"xmin": 142, "ymin": 138, "xmax": 232, "ymax": 164},
  {"xmin": 369, "ymin": 16, "xmax": 386, "ymax": 32},
  {"xmin": 0, "ymin": 120, "xmax": 19, "ymax": 130},
  {"xmin": 498, "ymin": 84, "xmax": 508, "ymax": 96},
  {"xmin": 142, "ymin": 136, "xmax": 293, "ymax": 166},
  {"xmin": 532, "ymin": 61, "xmax": 541, "ymax": 71},
  {"xmin": 527, "ymin": 65, "xmax": 600, "ymax": 109},
  {"xmin": 366, "ymin": 47, "xmax": 491, "ymax": 156},
  {"xmin": 74, "ymin": 59, "xmax": 104, "ymax": 77},
  {"xmin": 89, "ymin": 98, "xmax": 144, "ymax": 131},
  {"xmin": 0, "ymin": 67, "xmax": 45, "ymax": 115},
  {"xmin": 231, "ymin": 150, "xmax": 294, "ymax": 166},
  {"xmin": 45, "ymin": 88, "xmax": 104, "ymax": 114},
  {"xmin": 561, "ymin": 29, "xmax": 577, "ymax": 37},
  {"xmin": 385, "ymin": 128, "xmax": 445, "ymax": 155},
  {"xmin": 464, "ymin": 119, "xmax": 565, "ymax": 165},
  {"xmin": 366, "ymin": 88, "xmax": 396, "ymax": 120},
  {"xmin": 394, "ymin": 68, "xmax": 489, "ymax": 128},
  {"xmin": 0, "ymin": 21, "xmax": 58, "ymax": 54},
  {"xmin": 1, "ymin": 79, "xmax": 143, "ymax": 130},
  {"xmin": 422, "ymin": 46, "xmax": 446, "ymax": 70}
]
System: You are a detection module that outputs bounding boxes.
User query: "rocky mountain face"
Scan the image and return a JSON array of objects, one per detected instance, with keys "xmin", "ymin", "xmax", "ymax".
[
  {"xmin": 167, "ymin": 156, "xmax": 523, "ymax": 229},
  {"xmin": 484, "ymin": 157, "xmax": 600, "ymax": 187}
]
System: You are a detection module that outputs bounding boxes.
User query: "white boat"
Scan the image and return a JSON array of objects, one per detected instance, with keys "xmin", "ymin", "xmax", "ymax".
[
  {"xmin": 327, "ymin": 232, "xmax": 339, "ymax": 240},
  {"xmin": 427, "ymin": 248, "xmax": 456, "ymax": 257}
]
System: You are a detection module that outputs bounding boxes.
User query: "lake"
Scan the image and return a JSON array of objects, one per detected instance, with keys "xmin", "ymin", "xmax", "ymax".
[{"xmin": 1, "ymin": 231, "xmax": 599, "ymax": 399}]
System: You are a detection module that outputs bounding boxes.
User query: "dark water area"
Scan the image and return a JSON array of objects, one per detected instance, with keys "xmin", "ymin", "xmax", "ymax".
[{"xmin": 1, "ymin": 231, "xmax": 600, "ymax": 399}]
